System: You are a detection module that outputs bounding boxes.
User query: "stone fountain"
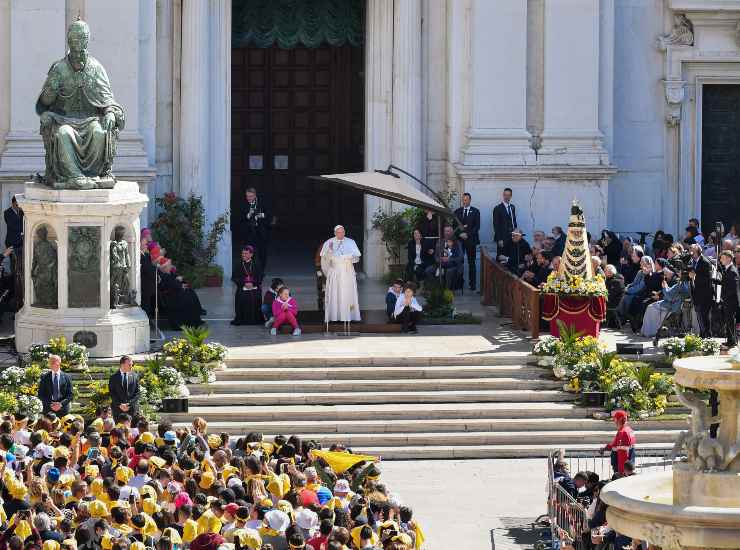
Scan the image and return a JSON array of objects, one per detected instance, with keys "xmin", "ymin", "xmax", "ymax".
[{"xmin": 601, "ymin": 355, "xmax": 740, "ymax": 550}]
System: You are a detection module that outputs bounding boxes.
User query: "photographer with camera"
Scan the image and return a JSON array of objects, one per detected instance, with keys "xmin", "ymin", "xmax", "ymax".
[
  {"xmin": 718, "ymin": 251, "xmax": 739, "ymax": 348},
  {"xmin": 687, "ymin": 243, "xmax": 713, "ymax": 337}
]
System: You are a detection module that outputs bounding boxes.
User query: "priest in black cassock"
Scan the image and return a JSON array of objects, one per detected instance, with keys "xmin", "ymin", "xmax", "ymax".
[
  {"xmin": 231, "ymin": 245, "xmax": 264, "ymax": 326},
  {"xmin": 241, "ymin": 187, "xmax": 272, "ymax": 270}
]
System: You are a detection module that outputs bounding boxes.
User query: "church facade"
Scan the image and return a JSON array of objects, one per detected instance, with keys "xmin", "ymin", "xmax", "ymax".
[{"xmin": 0, "ymin": 0, "xmax": 738, "ymax": 277}]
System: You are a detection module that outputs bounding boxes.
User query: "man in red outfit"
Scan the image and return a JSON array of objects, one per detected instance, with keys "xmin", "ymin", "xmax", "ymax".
[{"xmin": 601, "ymin": 409, "xmax": 636, "ymax": 475}]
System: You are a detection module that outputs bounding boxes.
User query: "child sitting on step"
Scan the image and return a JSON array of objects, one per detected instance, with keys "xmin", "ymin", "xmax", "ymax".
[
  {"xmin": 262, "ymin": 277, "xmax": 284, "ymax": 328},
  {"xmin": 270, "ymin": 286, "xmax": 301, "ymax": 336}
]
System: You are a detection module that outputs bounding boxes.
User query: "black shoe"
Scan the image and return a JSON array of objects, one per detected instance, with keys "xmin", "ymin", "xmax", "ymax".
[
  {"xmin": 200, "ymin": 309, "xmax": 207, "ymax": 315},
  {"xmin": 408, "ymin": 327, "xmax": 418, "ymax": 334}
]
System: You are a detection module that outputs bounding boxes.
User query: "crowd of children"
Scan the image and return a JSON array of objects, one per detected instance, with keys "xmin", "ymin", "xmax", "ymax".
[{"xmin": 0, "ymin": 410, "xmax": 424, "ymax": 550}]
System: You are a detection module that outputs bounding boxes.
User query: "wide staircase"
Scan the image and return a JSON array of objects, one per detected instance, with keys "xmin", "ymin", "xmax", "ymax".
[{"xmin": 164, "ymin": 355, "xmax": 683, "ymax": 459}]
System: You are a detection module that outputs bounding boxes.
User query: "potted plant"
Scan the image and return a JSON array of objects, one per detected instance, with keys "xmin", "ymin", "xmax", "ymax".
[
  {"xmin": 203, "ymin": 264, "xmax": 224, "ymax": 287},
  {"xmin": 532, "ymin": 336, "xmax": 560, "ymax": 367},
  {"xmin": 371, "ymin": 209, "xmax": 412, "ymax": 274}
]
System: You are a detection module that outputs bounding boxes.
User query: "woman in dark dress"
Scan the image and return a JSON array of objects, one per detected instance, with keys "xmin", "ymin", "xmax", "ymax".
[
  {"xmin": 231, "ymin": 245, "xmax": 264, "ymax": 325},
  {"xmin": 406, "ymin": 228, "xmax": 434, "ymax": 282}
]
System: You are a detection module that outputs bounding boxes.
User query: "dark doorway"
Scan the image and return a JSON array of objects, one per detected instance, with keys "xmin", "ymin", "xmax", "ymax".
[
  {"xmin": 231, "ymin": 37, "xmax": 365, "ymax": 274},
  {"xmin": 701, "ymin": 85, "xmax": 740, "ymax": 236}
]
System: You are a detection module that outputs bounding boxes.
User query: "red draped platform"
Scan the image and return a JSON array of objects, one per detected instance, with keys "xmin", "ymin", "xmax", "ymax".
[{"xmin": 542, "ymin": 294, "xmax": 606, "ymax": 338}]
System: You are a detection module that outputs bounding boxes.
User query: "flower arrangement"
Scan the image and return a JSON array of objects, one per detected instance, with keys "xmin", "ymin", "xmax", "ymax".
[
  {"xmin": 533, "ymin": 336, "xmax": 560, "ymax": 367},
  {"xmin": 162, "ymin": 325, "xmax": 225, "ymax": 383},
  {"xmin": 541, "ymin": 271, "xmax": 607, "ymax": 297},
  {"xmin": 661, "ymin": 335, "xmax": 721, "ymax": 359},
  {"xmin": 544, "ymin": 327, "xmax": 674, "ymax": 415},
  {"xmin": 0, "ymin": 363, "xmax": 44, "ymax": 420},
  {"xmin": 27, "ymin": 336, "xmax": 89, "ymax": 371}
]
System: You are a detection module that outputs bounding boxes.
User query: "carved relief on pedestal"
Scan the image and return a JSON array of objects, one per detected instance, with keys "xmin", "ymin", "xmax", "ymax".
[
  {"xmin": 663, "ymin": 80, "xmax": 686, "ymax": 127},
  {"xmin": 643, "ymin": 523, "xmax": 683, "ymax": 550}
]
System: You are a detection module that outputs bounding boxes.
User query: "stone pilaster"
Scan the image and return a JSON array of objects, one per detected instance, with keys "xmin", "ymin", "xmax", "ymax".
[
  {"xmin": 392, "ymin": 0, "xmax": 423, "ymax": 183},
  {"xmin": 539, "ymin": 0, "xmax": 609, "ymax": 165},
  {"xmin": 363, "ymin": 0, "xmax": 394, "ymax": 277},
  {"xmin": 179, "ymin": 0, "xmax": 208, "ymax": 199},
  {"xmin": 209, "ymin": 0, "xmax": 232, "ymax": 278},
  {"xmin": 462, "ymin": 0, "xmax": 534, "ymax": 166}
]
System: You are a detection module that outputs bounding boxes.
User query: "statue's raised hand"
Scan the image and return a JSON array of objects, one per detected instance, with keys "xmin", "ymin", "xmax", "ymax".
[{"xmin": 103, "ymin": 112, "xmax": 116, "ymax": 131}]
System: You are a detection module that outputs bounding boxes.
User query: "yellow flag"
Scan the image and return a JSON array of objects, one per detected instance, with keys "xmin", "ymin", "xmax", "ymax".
[
  {"xmin": 414, "ymin": 522, "xmax": 426, "ymax": 550},
  {"xmin": 311, "ymin": 450, "xmax": 378, "ymax": 474}
]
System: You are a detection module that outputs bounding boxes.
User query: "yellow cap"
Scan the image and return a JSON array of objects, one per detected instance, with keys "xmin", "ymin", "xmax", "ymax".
[
  {"xmin": 199, "ymin": 471, "xmax": 215, "ymax": 490},
  {"xmin": 259, "ymin": 497, "xmax": 273, "ymax": 509},
  {"xmin": 161, "ymin": 528, "xmax": 183, "ymax": 545},
  {"xmin": 141, "ymin": 513, "xmax": 159, "ymax": 537},
  {"xmin": 138, "ymin": 432, "xmax": 155, "ymax": 444},
  {"xmin": 234, "ymin": 529, "xmax": 262, "ymax": 550},
  {"xmin": 115, "ymin": 466, "xmax": 134, "ymax": 484},
  {"xmin": 90, "ymin": 418, "xmax": 104, "ymax": 431},
  {"xmin": 130, "ymin": 543, "xmax": 145, "ymax": 550},
  {"xmin": 148, "ymin": 456, "xmax": 166, "ymax": 471},
  {"xmin": 140, "ymin": 484, "xmax": 157, "ymax": 501},
  {"xmin": 221, "ymin": 465, "xmax": 239, "ymax": 482},
  {"xmin": 267, "ymin": 472, "xmax": 291, "ymax": 499},
  {"xmin": 90, "ymin": 478, "xmax": 104, "ymax": 498},
  {"xmin": 207, "ymin": 434, "xmax": 222, "ymax": 449},
  {"xmin": 142, "ymin": 499, "xmax": 161, "ymax": 515},
  {"xmin": 89, "ymin": 500, "xmax": 108, "ymax": 519},
  {"xmin": 42, "ymin": 540, "xmax": 60, "ymax": 550},
  {"xmin": 53, "ymin": 446, "xmax": 70, "ymax": 460},
  {"xmin": 84, "ymin": 464, "xmax": 100, "ymax": 479}
]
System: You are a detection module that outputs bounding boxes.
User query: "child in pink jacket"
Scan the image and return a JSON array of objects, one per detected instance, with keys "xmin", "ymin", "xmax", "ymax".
[{"xmin": 270, "ymin": 286, "xmax": 301, "ymax": 336}]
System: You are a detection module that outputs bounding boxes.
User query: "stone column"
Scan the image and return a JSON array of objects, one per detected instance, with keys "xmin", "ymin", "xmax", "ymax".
[
  {"xmin": 424, "ymin": 0, "xmax": 448, "ymax": 192},
  {"xmin": 363, "ymin": 0, "xmax": 394, "ymax": 277},
  {"xmin": 461, "ymin": 0, "xmax": 534, "ymax": 166},
  {"xmin": 178, "ymin": 0, "xmax": 208, "ymax": 199},
  {"xmin": 539, "ymin": 0, "xmax": 608, "ymax": 165},
  {"xmin": 209, "ymin": 0, "xmax": 232, "ymax": 278},
  {"xmin": 392, "ymin": 0, "xmax": 423, "ymax": 184},
  {"xmin": 0, "ymin": 0, "xmax": 65, "ymax": 177}
]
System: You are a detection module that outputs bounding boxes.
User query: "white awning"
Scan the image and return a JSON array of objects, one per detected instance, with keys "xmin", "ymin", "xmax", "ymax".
[{"xmin": 309, "ymin": 171, "xmax": 450, "ymax": 215}]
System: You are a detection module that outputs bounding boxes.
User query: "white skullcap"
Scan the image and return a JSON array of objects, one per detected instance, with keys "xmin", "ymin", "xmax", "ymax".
[{"xmin": 334, "ymin": 225, "xmax": 345, "ymax": 232}]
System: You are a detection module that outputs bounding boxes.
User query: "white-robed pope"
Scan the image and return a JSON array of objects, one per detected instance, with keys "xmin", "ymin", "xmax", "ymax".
[{"xmin": 320, "ymin": 225, "xmax": 362, "ymax": 323}]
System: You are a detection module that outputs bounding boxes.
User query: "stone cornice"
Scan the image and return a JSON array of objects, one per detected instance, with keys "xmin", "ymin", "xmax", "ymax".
[{"xmin": 454, "ymin": 163, "xmax": 617, "ymax": 181}]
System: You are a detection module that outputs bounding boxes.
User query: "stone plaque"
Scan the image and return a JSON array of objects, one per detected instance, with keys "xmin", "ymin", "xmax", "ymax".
[
  {"xmin": 68, "ymin": 226, "xmax": 101, "ymax": 308},
  {"xmin": 73, "ymin": 330, "xmax": 97, "ymax": 349},
  {"xmin": 274, "ymin": 155, "xmax": 289, "ymax": 170},
  {"xmin": 248, "ymin": 155, "xmax": 263, "ymax": 170}
]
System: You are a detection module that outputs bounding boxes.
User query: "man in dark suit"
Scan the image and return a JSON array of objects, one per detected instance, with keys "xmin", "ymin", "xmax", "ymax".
[
  {"xmin": 454, "ymin": 193, "xmax": 481, "ymax": 291},
  {"xmin": 109, "ymin": 355, "xmax": 140, "ymax": 421},
  {"xmin": 3, "ymin": 196, "xmax": 23, "ymax": 250},
  {"xmin": 688, "ymin": 244, "xmax": 713, "ymax": 337},
  {"xmin": 492, "ymin": 188, "xmax": 517, "ymax": 252},
  {"xmin": 241, "ymin": 187, "xmax": 272, "ymax": 270},
  {"xmin": 38, "ymin": 354, "xmax": 73, "ymax": 415},
  {"xmin": 719, "ymin": 251, "xmax": 739, "ymax": 347}
]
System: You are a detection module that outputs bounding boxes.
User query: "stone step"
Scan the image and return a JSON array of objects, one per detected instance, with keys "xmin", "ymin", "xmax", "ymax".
[
  {"xmin": 186, "ymin": 389, "xmax": 576, "ymax": 406},
  {"xmin": 188, "ymin": 377, "xmax": 561, "ymax": 395},
  {"xmin": 214, "ymin": 364, "xmax": 544, "ymax": 381},
  {"xmin": 223, "ymin": 354, "xmax": 532, "ymax": 368},
  {"xmin": 341, "ymin": 442, "xmax": 674, "ymax": 460},
  {"xmin": 163, "ymin": 401, "xmax": 589, "ymax": 422},
  {"xmin": 188, "ymin": 429, "xmax": 680, "ymax": 448},
  {"xmin": 169, "ymin": 417, "xmax": 688, "ymax": 435}
]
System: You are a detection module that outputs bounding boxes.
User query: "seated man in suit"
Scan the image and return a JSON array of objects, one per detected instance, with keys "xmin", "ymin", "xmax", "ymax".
[
  {"xmin": 498, "ymin": 229, "xmax": 532, "ymax": 276},
  {"xmin": 425, "ymin": 225, "xmax": 464, "ymax": 290},
  {"xmin": 38, "ymin": 354, "xmax": 73, "ymax": 415},
  {"xmin": 109, "ymin": 355, "xmax": 140, "ymax": 421}
]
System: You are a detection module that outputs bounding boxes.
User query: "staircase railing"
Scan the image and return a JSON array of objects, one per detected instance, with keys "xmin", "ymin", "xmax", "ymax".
[{"xmin": 481, "ymin": 247, "xmax": 540, "ymax": 337}]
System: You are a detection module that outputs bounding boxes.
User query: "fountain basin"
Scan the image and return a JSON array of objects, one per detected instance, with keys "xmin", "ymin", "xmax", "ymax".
[{"xmin": 602, "ymin": 471, "xmax": 740, "ymax": 549}]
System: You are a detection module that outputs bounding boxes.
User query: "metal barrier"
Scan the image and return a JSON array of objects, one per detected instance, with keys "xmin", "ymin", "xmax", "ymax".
[
  {"xmin": 481, "ymin": 247, "xmax": 540, "ymax": 337},
  {"xmin": 545, "ymin": 448, "xmax": 677, "ymax": 550}
]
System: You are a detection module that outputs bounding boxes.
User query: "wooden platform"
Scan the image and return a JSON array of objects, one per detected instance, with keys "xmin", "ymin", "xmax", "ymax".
[{"xmin": 275, "ymin": 309, "xmax": 402, "ymax": 334}]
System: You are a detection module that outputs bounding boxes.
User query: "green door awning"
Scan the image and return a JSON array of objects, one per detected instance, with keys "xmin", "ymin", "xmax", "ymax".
[{"xmin": 232, "ymin": 0, "xmax": 364, "ymax": 49}]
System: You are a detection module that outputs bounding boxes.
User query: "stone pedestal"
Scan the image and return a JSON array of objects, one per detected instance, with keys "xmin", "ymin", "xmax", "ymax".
[{"xmin": 15, "ymin": 181, "xmax": 150, "ymax": 358}]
